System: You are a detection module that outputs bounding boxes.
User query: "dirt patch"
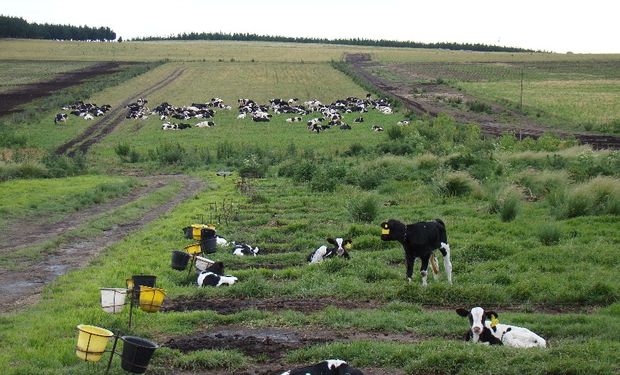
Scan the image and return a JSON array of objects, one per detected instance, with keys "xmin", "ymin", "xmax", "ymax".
[
  {"xmin": 0, "ymin": 62, "xmax": 126, "ymax": 116},
  {"xmin": 346, "ymin": 55, "xmax": 620, "ymax": 149},
  {"xmin": 0, "ymin": 175, "xmax": 203, "ymax": 313},
  {"xmin": 56, "ymin": 67, "xmax": 186, "ymax": 156},
  {"xmin": 162, "ymin": 296, "xmax": 379, "ymax": 314}
]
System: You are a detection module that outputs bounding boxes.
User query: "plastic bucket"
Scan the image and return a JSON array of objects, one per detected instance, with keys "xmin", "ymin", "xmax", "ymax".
[
  {"xmin": 75, "ymin": 324, "xmax": 114, "ymax": 362},
  {"xmin": 100, "ymin": 288, "xmax": 127, "ymax": 313},
  {"xmin": 190, "ymin": 224, "xmax": 216, "ymax": 240},
  {"xmin": 138, "ymin": 286, "xmax": 166, "ymax": 313},
  {"xmin": 130, "ymin": 275, "xmax": 156, "ymax": 299},
  {"xmin": 184, "ymin": 242, "xmax": 202, "ymax": 255},
  {"xmin": 120, "ymin": 336, "xmax": 158, "ymax": 374},
  {"xmin": 194, "ymin": 256, "xmax": 215, "ymax": 272},
  {"xmin": 200, "ymin": 237, "xmax": 217, "ymax": 254},
  {"xmin": 171, "ymin": 250, "xmax": 190, "ymax": 270}
]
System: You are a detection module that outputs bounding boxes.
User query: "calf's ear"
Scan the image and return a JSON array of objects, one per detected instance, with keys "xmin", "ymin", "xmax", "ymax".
[
  {"xmin": 486, "ymin": 311, "xmax": 499, "ymax": 319},
  {"xmin": 326, "ymin": 237, "xmax": 336, "ymax": 245},
  {"xmin": 456, "ymin": 308, "xmax": 469, "ymax": 317}
]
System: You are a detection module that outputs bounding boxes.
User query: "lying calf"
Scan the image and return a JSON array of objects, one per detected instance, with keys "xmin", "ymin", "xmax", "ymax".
[
  {"xmin": 456, "ymin": 307, "xmax": 547, "ymax": 348},
  {"xmin": 232, "ymin": 242, "xmax": 259, "ymax": 256},
  {"xmin": 308, "ymin": 238, "xmax": 352, "ymax": 264},
  {"xmin": 281, "ymin": 360, "xmax": 363, "ymax": 375},
  {"xmin": 197, "ymin": 261, "xmax": 237, "ymax": 287}
]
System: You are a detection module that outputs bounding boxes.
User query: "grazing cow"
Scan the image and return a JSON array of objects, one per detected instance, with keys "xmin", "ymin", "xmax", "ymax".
[
  {"xmin": 197, "ymin": 271, "xmax": 238, "ymax": 287},
  {"xmin": 456, "ymin": 307, "xmax": 547, "ymax": 348},
  {"xmin": 371, "ymin": 125, "xmax": 384, "ymax": 132},
  {"xmin": 281, "ymin": 360, "xmax": 363, "ymax": 375},
  {"xmin": 54, "ymin": 113, "xmax": 67, "ymax": 124},
  {"xmin": 286, "ymin": 117, "xmax": 303, "ymax": 123},
  {"xmin": 195, "ymin": 121, "xmax": 215, "ymax": 128},
  {"xmin": 232, "ymin": 242, "xmax": 259, "ymax": 256},
  {"xmin": 397, "ymin": 120, "xmax": 410, "ymax": 125},
  {"xmin": 308, "ymin": 238, "xmax": 352, "ymax": 264},
  {"xmin": 354, "ymin": 117, "xmax": 364, "ymax": 123},
  {"xmin": 380, "ymin": 219, "xmax": 452, "ymax": 286},
  {"xmin": 339, "ymin": 123, "xmax": 351, "ymax": 130}
]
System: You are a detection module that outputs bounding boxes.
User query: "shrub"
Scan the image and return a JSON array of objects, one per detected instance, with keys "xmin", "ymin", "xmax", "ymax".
[
  {"xmin": 500, "ymin": 192, "xmax": 521, "ymax": 222},
  {"xmin": 466, "ymin": 100, "xmax": 493, "ymax": 114},
  {"xmin": 347, "ymin": 193, "xmax": 379, "ymax": 223},
  {"xmin": 147, "ymin": 142, "xmax": 187, "ymax": 165},
  {"xmin": 115, "ymin": 142, "xmax": 141, "ymax": 163},
  {"xmin": 537, "ymin": 223, "xmax": 562, "ymax": 245},
  {"xmin": 415, "ymin": 153, "xmax": 440, "ymax": 170},
  {"xmin": 487, "ymin": 184, "xmax": 523, "ymax": 222},
  {"xmin": 514, "ymin": 169, "xmax": 570, "ymax": 199},
  {"xmin": 435, "ymin": 171, "xmax": 481, "ymax": 197},
  {"xmin": 344, "ymin": 142, "xmax": 365, "ymax": 156},
  {"xmin": 550, "ymin": 176, "xmax": 620, "ymax": 218},
  {"xmin": 386, "ymin": 125, "xmax": 404, "ymax": 140},
  {"xmin": 238, "ymin": 154, "xmax": 267, "ymax": 178}
]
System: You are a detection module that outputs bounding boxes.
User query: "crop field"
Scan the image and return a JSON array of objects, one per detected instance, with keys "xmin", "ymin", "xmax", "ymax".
[
  {"xmin": 0, "ymin": 39, "xmax": 619, "ymax": 375},
  {"xmin": 368, "ymin": 60, "xmax": 620, "ymax": 134}
]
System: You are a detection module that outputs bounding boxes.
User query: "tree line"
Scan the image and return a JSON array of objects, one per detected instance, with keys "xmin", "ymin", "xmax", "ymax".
[
  {"xmin": 132, "ymin": 31, "xmax": 534, "ymax": 53},
  {"xmin": 0, "ymin": 15, "xmax": 116, "ymax": 41}
]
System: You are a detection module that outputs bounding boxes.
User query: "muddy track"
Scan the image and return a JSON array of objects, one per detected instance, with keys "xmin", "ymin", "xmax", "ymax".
[
  {"xmin": 0, "ymin": 62, "xmax": 125, "ymax": 116},
  {"xmin": 344, "ymin": 54, "xmax": 620, "ymax": 149},
  {"xmin": 0, "ymin": 175, "xmax": 203, "ymax": 313},
  {"xmin": 55, "ymin": 67, "xmax": 186, "ymax": 156}
]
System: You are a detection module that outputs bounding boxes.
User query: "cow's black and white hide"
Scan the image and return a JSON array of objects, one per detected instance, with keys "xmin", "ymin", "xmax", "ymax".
[
  {"xmin": 232, "ymin": 242, "xmax": 259, "ymax": 256},
  {"xmin": 308, "ymin": 238, "xmax": 352, "ymax": 264},
  {"xmin": 371, "ymin": 125, "xmax": 384, "ymax": 132},
  {"xmin": 54, "ymin": 113, "xmax": 67, "ymax": 124},
  {"xmin": 286, "ymin": 117, "xmax": 302, "ymax": 123},
  {"xmin": 456, "ymin": 307, "xmax": 547, "ymax": 348},
  {"xmin": 195, "ymin": 121, "xmax": 215, "ymax": 128},
  {"xmin": 281, "ymin": 360, "xmax": 363, "ymax": 375},
  {"xmin": 380, "ymin": 219, "xmax": 452, "ymax": 286},
  {"xmin": 397, "ymin": 120, "xmax": 410, "ymax": 125},
  {"xmin": 354, "ymin": 117, "xmax": 364, "ymax": 123},
  {"xmin": 197, "ymin": 262, "xmax": 237, "ymax": 287}
]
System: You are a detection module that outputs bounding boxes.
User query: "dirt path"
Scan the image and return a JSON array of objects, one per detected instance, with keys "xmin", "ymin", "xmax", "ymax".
[
  {"xmin": 0, "ymin": 62, "xmax": 126, "ymax": 116},
  {"xmin": 0, "ymin": 175, "xmax": 203, "ymax": 313},
  {"xmin": 345, "ymin": 54, "xmax": 620, "ymax": 149},
  {"xmin": 56, "ymin": 67, "xmax": 186, "ymax": 156}
]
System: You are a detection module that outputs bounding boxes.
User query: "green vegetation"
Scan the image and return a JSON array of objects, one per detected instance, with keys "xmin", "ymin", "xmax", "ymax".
[{"xmin": 0, "ymin": 41, "xmax": 618, "ymax": 374}]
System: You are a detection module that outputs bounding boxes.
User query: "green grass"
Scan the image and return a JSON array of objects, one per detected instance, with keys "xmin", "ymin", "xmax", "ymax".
[
  {"xmin": 0, "ymin": 175, "xmax": 137, "ymax": 227},
  {"xmin": 0, "ymin": 60, "xmax": 96, "ymax": 93}
]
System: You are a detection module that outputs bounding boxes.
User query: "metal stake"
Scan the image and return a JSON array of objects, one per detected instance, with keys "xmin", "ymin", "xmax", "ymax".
[{"xmin": 105, "ymin": 335, "xmax": 120, "ymax": 375}]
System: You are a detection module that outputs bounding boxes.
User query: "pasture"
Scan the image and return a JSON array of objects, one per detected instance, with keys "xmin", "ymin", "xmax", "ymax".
[{"xmin": 0, "ymin": 39, "xmax": 619, "ymax": 374}]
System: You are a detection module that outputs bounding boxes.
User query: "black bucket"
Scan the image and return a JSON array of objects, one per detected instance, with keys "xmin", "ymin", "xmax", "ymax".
[
  {"xmin": 131, "ymin": 275, "xmax": 156, "ymax": 299},
  {"xmin": 200, "ymin": 237, "xmax": 217, "ymax": 254},
  {"xmin": 171, "ymin": 250, "xmax": 190, "ymax": 270},
  {"xmin": 120, "ymin": 336, "xmax": 158, "ymax": 374}
]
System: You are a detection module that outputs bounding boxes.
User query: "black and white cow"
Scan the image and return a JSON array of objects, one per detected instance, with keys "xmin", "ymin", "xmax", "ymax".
[
  {"xmin": 371, "ymin": 125, "xmax": 384, "ymax": 132},
  {"xmin": 232, "ymin": 242, "xmax": 259, "ymax": 256},
  {"xmin": 286, "ymin": 117, "xmax": 303, "ymax": 123},
  {"xmin": 54, "ymin": 113, "xmax": 67, "ymax": 124},
  {"xmin": 456, "ymin": 307, "xmax": 547, "ymax": 348},
  {"xmin": 197, "ymin": 272, "xmax": 238, "ymax": 287},
  {"xmin": 354, "ymin": 117, "xmax": 364, "ymax": 123},
  {"xmin": 195, "ymin": 121, "xmax": 215, "ymax": 128},
  {"xmin": 281, "ymin": 360, "xmax": 363, "ymax": 375},
  {"xmin": 380, "ymin": 219, "xmax": 452, "ymax": 286},
  {"xmin": 308, "ymin": 238, "xmax": 352, "ymax": 264}
]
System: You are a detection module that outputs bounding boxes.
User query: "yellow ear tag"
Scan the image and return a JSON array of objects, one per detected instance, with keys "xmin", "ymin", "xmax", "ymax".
[
  {"xmin": 382, "ymin": 229, "xmax": 390, "ymax": 235},
  {"xmin": 344, "ymin": 243, "xmax": 352, "ymax": 250},
  {"xmin": 491, "ymin": 317, "xmax": 499, "ymax": 328}
]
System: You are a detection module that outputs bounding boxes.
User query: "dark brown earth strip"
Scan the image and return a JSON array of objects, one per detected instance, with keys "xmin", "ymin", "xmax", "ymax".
[
  {"xmin": 344, "ymin": 54, "xmax": 620, "ymax": 149},
  {"xmin": 56, "ymin": 67, "xmax": 186, "ymax": 156},
  {"xmin": 0, "ymin": 175, "xmax": 203, "ymax": 313},
  {"xmin": 0, "ymin": 62, "xmax": 126, "ymax": 116}
]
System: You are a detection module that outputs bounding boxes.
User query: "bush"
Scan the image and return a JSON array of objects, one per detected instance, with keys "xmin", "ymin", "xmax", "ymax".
[
  {"xmin": 466, "ymin": 100, "xmax": 493, "ymax": 114},
  {"xmin": 115, "ymin": 142, "xmax": 141, "ymax": 163},
  {"xmin": 500, "ymin": 192, "xmax": 521, "ymax": 222},
  {"xmin": 550, "ymin": 176, "xmax": 620, "ymax": 218},
  {"xmin": 347, "ymin": 193, "xmax": 379, "ymax": 223},
  {"xmin": 487, "ymin": 184, "xmax": 523, "ymax": 222},
  {"xmin": 436, "ymin": 171, "xmax": 481, "ymax": 197},
  {"xmin": 386, "ymin": 125, "xmax": 404, "ymax": 140},
  {"xmin": 344, "ymin": 142, "xmax": 365, "ymax": 156},
  {"xmin": 514, "ymin": 169, "xmax": 570, "ymax": 199},
  {"xmin": 537, "ymin": 223, "xmax": 562, "ymax": 245},
  {"xmin": 238, "ymin": 154, "xmax": 267, "ymax": 178}
]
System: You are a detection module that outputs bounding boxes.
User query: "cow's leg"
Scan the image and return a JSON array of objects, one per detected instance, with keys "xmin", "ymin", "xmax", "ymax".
[
  {"xmin": 440, "ymin": 242, "xmax": 453, "ymax": 284},
  {"xmin": 405, "ymin": 251, "xmax": 415, "ymax": 283},
  {"xmin": 420, "ymin": 255, "xmax": 430, "ymax": 287}
]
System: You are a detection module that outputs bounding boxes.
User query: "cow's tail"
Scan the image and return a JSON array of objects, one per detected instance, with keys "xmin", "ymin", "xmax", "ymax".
[{"xmin": 430, "ymin": 254, "xmax": 440, "ymax": 275}]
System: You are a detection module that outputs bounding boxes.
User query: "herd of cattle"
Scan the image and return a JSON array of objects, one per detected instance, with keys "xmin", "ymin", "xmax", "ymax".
[{"xmin": 54, "ymin": 95, "xmax": 406, "ymax": 133}]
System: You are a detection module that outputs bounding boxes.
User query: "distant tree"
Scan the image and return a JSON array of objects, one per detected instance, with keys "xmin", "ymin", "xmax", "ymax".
[{"xmin": 0, "ymin": 15, "xmax": 116, "ymax": 41}]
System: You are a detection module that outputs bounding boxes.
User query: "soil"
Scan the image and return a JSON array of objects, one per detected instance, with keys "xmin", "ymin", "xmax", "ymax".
[
  {"xmin": 345, "ymin": 54, "xmax": 620, "ymax": 149},
  {"xmin": 0, "ymin": 62, "xmax": 126, "ymax": 116},
  {"xmin": 163, "ymin": 326, "xmax": 416, "ymax": 375},
  {"xmin": 162, "ymin": 296, "xmax": 379, "ymax": 314},
  {"xmin": 0, "ymin": 175, "xmax": 203, "ymax": 313}
]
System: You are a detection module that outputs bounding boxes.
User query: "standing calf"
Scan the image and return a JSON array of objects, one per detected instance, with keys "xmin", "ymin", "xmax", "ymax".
[
  {"xmin": 456, "ymin": 307, "xmax": 547, "ymax": 348},
  {"xmin": 380, "ymin": 219, "xmax": 452, "ymax": 285}
]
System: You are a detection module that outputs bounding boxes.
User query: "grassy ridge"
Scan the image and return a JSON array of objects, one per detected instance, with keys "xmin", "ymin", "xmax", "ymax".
[{"xmin": 0, "ymin": 60, "xmax": 97, "ymax": 93}]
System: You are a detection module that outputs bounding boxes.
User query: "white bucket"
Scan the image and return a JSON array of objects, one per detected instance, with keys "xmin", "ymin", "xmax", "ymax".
[
  {"xmin": 100, "ymin": 288, "xmax": 127, "ymax": 313},
  {"xmin": 195, "ymin": 256, "xmax": 215, "ymax": 271}
]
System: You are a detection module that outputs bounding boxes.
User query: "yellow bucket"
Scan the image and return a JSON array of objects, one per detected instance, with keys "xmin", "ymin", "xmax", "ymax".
[
  {"xmin": 190, "ymin": 224, "xmax": 216, "ymax": 240},
  {"xmin": 138, "ymin": 286, "xmax": 166, "ymax": 313},
  {"xmin": 75, "ymin": 324, "xmax": 114, "ymax": 362},
  {"xmin": 184, "ymin": 242, "xmax": 202, "ymax": 255}
]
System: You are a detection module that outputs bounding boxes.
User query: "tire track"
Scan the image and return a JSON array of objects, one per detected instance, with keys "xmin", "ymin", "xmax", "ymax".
[
  {"xmin": 56, "ymin": 67, "xmax": 186, "ymax": 156},
  {"xmin": 0, "ymin": 175, "xmax": 203, "ymax": 313}
]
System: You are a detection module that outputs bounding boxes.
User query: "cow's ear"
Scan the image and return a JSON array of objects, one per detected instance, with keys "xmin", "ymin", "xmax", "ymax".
[
  {"xmin": 486, "ymin": 311, "xmax": 499, "ymax": 319},
  {"xmin": 326, "ymin": 238, "xmax": 336, "ymax": 245},
  {"xmin": 456, "ymin": 308, "xmax": 469, "ymax": 317}
]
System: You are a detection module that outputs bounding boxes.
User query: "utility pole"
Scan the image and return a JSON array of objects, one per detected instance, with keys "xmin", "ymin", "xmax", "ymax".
[{"xmin": 520, "ymin": 65, "xmax": 524, "ymax": 111}]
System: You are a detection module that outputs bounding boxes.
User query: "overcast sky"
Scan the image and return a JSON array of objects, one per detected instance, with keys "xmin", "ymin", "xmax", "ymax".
[{"xmin": 3, "ymin": 0, "xmax": 619, "ymax": 53}]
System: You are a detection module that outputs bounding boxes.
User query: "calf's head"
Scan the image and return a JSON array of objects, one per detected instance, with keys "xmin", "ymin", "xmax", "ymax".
[
  {"xmin": 379, "ymin": 220, "xmax": 405, "ymax": 241},
  {"xmin": 456, "ymin": 307, "xmax": 498, "ymax": 335},
  {"xmin": 327, "ymin": 237, "xmax": 352, "ymax": 256}
]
